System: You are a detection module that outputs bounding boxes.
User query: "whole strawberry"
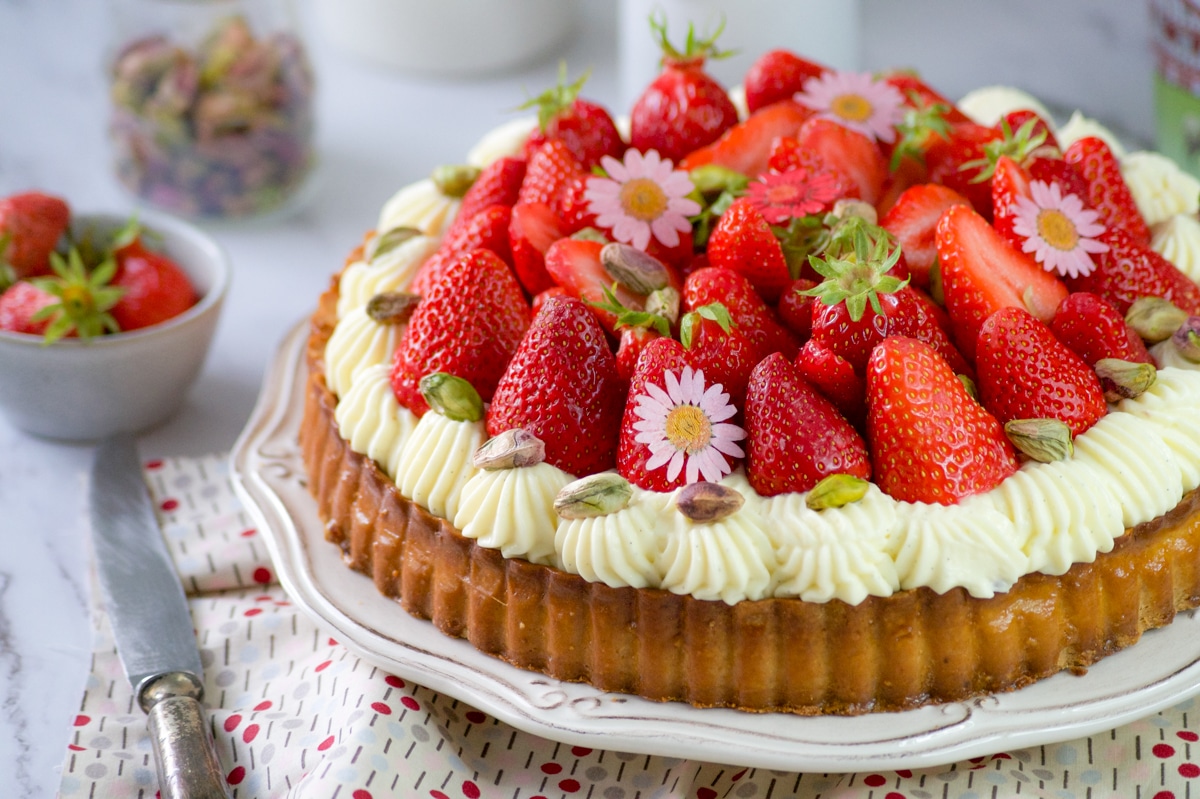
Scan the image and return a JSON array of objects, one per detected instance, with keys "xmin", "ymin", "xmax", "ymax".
[
  {"xmin": 705, "ymin": 197, "xmax": 791, "ymax": 302},
  {"xmin": 683, "ymin": 266, "xmax": 800, "ymax": 359},
  {"xmin": 0, "ymin": 280, "xmax": 57, "ymax": 336},
  {"xmin": 487, "ymin": 295, "xmax": 624, "ymax": 477},
  {"xmin": 0, "ymin": 191, "xmax": 70, "ymax": 286},
  {"xmin": 866, "ymin": 336, "xmax": 1018, "ymax": 505},
  {"xmin": 742, "ymin": 49, "xmax": 828, "ymax": 114},
  {"xmin": 521, "ymin": 65, "xmax": 625, "ymax": 170},
  {"xmin": 109, "ymin": 230, "xmax": 198, "ymax": 331},
  {"xmin": 744, "ymin": 352, "xmax": 870, "ymax": 497},
  {"xmin": 975, "ymin": 306, "xmax": 1108, "ymax": 437},
  {"xmin": 1065, "ymin": 225, "xmax": 1200, "ymax": 316},
  {"xmin": 1064, "ymin": 136, "xmax": 1152, "ymax": 245},
  {"xmin": 1050, "ymin": 291, "xmax": 1153, "ymax": 367},
  {"xmin": 629, "ymin": 16, "xmax": 738, "ymax": 163},
  {"xmin": 391, "ymin": 249, "xmax": 531, "ymax": 416}
]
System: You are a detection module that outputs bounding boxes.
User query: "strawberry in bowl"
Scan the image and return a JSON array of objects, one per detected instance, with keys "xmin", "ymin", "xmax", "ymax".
[{"xmin": 0, "ymin": 196, "xmax": 229, "ymax": 440}]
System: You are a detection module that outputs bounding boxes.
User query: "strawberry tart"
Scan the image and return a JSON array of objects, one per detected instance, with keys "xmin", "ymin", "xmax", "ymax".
[{"xmin": 300, "ymin": 33, "xmax": 1200, "ymax": 715}]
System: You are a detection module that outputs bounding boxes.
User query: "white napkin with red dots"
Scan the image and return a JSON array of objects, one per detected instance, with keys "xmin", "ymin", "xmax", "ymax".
[{"xmin": 57, "ymin": 453, "xmax": 1200, "ymax": 798}]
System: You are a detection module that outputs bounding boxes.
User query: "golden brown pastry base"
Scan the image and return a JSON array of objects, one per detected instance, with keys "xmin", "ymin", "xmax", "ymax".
[{"xmin": 300, "ymin": 283, "xmax": 1200, "ymax": 715}]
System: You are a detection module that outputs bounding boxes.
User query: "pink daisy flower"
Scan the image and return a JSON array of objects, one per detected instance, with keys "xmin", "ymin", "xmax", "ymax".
[
  {"xmin": 795, "ymin": 70, "xmax": 905, "ymax": 144},
  {"xmin": 631, "ymin": 366, "xmax": 746, "ymax": 485},
  {"xmin": 1012, "ymin": 180, "xmax": 1109, "ymax": 278},
  {"xmin": 585, "ymin": 149, "xmax": 701, "ymax": 251},
  {"xmin": 744, "ymin": 168, "xmax": 843, "ymax": 224}
]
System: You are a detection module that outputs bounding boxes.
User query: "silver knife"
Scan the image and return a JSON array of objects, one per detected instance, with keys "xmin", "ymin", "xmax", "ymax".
[{"xmin": 90, "ymin": 434, "xmax": 232, "ymax": 799}]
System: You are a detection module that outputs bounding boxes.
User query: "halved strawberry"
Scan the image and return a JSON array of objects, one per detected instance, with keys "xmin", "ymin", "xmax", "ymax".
[
  {"xmin": 866, "ymin": 336, "xmax": 1018, "ymax": 505},
  {"xmin": 684, "ymin": 266, "xmax": 801, "ymax": 358},
  {"xmin": 409, "ymin": 203, "xmax": 513, "ymax": 296},
  {"xmin": 705, "ymin": 197, "xmax": 791, "ymax": 302},
  {"xmin": 989, "ymin": 155, "xmax": 1034, "ymax": 249},
  {"xmin": 975, "ymin": 306, "xmax": 1108, "ymax": 437},
  {"xmin": 743, "ymin": 49, "xmax": 828, "ymax": 114},
  {"xmin": 487, "ymin": 294, "xmax": 625, "ymax": 476},
  {"xmin": 794, "ymin": 117, "xmax": 887, "ymax": 206},
  {"xmin": 680, "ymin": 99, "xmax": 814, "ymax": 179},
  {"xmin": 391, "ymin": 249, "xmax": 531, "ymax": 416},
  {"xmin": 518, "ymin": 139, "xmax": 587, "ymax": 214},
  {"xmin": 744, "ymin": 352, "xmax": 870, "ymax": 497},
  {"xmin": 442, "ymin": 156, "xmax": 526, "ymax": 242},
  {"xmin": 1065, "ymin": 225, "xmax": 1200, "ymax": 315},
  {"xmin": 878, "ymin": 182, "xmax": 970, "ymax": 288},
  {"xmin": 1050, "ymin": 291, "xmax": 1153, "ymax": 367},
  {"xmin": 935, "ymin": 203, "xmax": 1069, "ymax": 362},
  {"xmin": 508, "ymin": 201, "xmax": 567, "ymax": 296},
  {"xmin": 543, "ymin": 236, "xmax": 643, "ymax": 333},
  {"xmin": 1064, "ymin": 136, "xmax": 1152, "ymax": 245}
]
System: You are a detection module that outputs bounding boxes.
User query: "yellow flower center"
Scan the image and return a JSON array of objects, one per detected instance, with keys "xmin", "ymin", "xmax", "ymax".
[
  {"xmin": 664, "ymin": 404, "xmax": 712, "ymax": 454},
  {"xmin": 830, "ymin": 93, "xmax": 874, "ymax": 123},
  {"xmin": 1037, "ymin": 209, "xmax": 1080, "ymax": 251},
  {"xmin": 619, "ymin": 177, "xmax": 669, "ymax": 222}
]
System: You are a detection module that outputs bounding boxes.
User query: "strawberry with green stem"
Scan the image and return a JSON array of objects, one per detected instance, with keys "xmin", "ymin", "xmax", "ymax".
[
  {"xmin": 107, "ymin": 223, "xmax": 198, "ymax": 331},
  {"xmin": 520, "ymin": 64, "xmax": 625, "ymax": 170},
  {"xmin": 975, "ymin": 306, "xmax": 1108, "ymax": 437},
  {"xmin": 629, "ymin": 14, "xmax": 739, "ymax": 163},
  {"xmin": 866, "ymin": 336, "xmax": 1018, "ymax": 505},
  {"xmin": 1, "ymin": 247, "xmax": 124, "ymax": 342}
]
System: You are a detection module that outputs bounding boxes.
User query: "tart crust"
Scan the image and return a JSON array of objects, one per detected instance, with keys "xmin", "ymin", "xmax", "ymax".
[{"xmin": 300, "ymin": 282, "xmax": 1200, "ymax": 715}]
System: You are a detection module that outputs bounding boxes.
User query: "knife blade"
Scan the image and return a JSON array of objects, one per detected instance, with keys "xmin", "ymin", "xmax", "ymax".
[{"xmin": 90, "ymin": 434, "xmax": 232, "ymax": 799}]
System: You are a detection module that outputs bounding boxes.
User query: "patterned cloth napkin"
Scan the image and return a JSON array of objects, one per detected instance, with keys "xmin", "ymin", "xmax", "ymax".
[{"xmin": 57, "ymin": 453, "xmax": 1200, "ymax": 799}]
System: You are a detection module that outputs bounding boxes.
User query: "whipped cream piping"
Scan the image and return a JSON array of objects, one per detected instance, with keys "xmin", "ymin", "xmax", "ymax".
[
  {"xmin": 1121, "ymin": 151, "xmax": 1200, "ymax": 228},
  {"xmin": 334, "ymin": 363, "xmax": 417, "ymax": 481},
  {"xmin": 454, "ymin": 463, "xmax": 574, "ymax": 566},
  {"xmin": 336, "ymin": 234, "xmax": 439, "ymax": 320},
  {"xmin": 1150, "ymin": 213, "xmax": 1200, "ymax": 284},
  {"xmin": 324, "ymin": 306, "xmax": 404, "ymax": 398},
  {"xmin": 376, "ymin": 178, "xmax": 460, "ymax": 239}
]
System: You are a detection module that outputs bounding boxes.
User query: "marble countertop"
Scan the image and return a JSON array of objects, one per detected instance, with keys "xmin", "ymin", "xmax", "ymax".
[{"xmin": 0, "ymin": 0, "xmax": 1154, "ymax": 795}]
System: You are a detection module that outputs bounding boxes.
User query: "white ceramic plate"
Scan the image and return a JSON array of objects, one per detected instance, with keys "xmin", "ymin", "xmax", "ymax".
[{"xmin": 231, "ymin": 321, "xmax": 1200, "ymax": 773}]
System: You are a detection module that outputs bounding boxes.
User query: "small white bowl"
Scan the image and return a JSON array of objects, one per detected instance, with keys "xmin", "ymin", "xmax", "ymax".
[{"xmin": 0, "ymin": 210, "xmax": 230, "ymax": 441}]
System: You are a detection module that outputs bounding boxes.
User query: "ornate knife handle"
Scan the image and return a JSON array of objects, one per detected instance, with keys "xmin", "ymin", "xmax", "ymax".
[{"xmin": 140, "ymin": 672, "xmax": 233, "ymax": 799}]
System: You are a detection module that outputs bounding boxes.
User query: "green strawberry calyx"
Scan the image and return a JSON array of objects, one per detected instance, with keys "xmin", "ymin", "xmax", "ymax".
[
  {"xmin": 591, "ymin": 283, "xmax": 674, "ymax": 337},
  {"xmin": 649, "ymin": 11, "xmax": 733, "ymax": 68},
  {"xmin": 889, "ymin": 91, "xmax": 953, "ymax": 172},
  {"xmin": 802, "ymin": 218, "xmax": 907, "ymax": 322},
  {"xmin": 30, "ymin": 247, "xmax": 126, "ymax": 344},
  {"xmin": 679, "ymin": 302, "xmax": 733, "ymax": 349},
  {"xmin": 519, "ymin": 62, "xmax": 591, "ymax": 133},
  {"xmin": 960, "ymin": 116, "xmax": 1050, "ymax": 183}
]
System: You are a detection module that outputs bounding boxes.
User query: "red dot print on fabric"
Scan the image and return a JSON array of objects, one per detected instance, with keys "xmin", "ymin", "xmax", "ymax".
[
  {"xmin": 732, "ymin": 769, "xmax": 747, "ymax": 781},
  {"xmin": 462, "ymin": 781, "xmax": 481, "ymax": 799},
  {"xmin": 541, "ymin": 762, "xmax": 563, "ymax": 775},
  {"xmin": 352, "ymin": 791, "xmax": 372, "ymax": 799},
  {"xmin": 224, "ymin": 715, "xmax": 241, "ymax": 732},
  {"xmin": 242, "ymin": 724, "xmax": 259, "ymax": 744},
  {"xmin": 885, "ymin": 793, "xmax": 907, "ymax": 799},
  {"xmin": 160, "ymin": 499, "xmax": 179, "ymax": 512},
  {"xmin": 145, "ymin": 460, "xmax": 164, "ymax": 470},
  {"xmin": 430, "ymin": 792, "xmax": 449, "ymax": 799},
  {"xmin": 401, "ymin": 696, "xmax": 420, "ymax": 711},
  {"xmin": 328, "ymin": 638, "xmax": 339, "ymax": 646},
  {"xmin": 315, "ymin": 660, "xmax": 332, "ymax": 673},
  {"xmin": 1181, "ymin": 731, "xmax": 1200, "ymax": 742},
  {"xmin": 385, "ymin": 675, "xmax": 405, "ymax": 688},
  {"xmin": 864, "ymin": 774, "xmax": 887, "ymax": 787},
  {"xmin": 558, "ymin": 779, "xmax": 580, "ymax": 793},
  {"xmin": 466, "ymin": 711, "xmax": 486, "ymax": 724},
  {"xmin": 571, "ymin": 746, "xmax": 592, "ymax": 757},
  {"xmin": 244, "ymin": 608, "xmax": 263, "ymax": 617},
  {"xmin": 1181, "ymin": 763, "xmax": 1200, "ymax": 778},
  {"xmin": 73, "ymin": 715, "xmax": 90, "ymax": 727},
  {"xmin": 1153, "ymin": 792, "xmax": 1178, "ymax": 799},
  {"xmin": 896, "ymin": 770, "xmax": 913, "ymax": 778},
  {"xmin": 317, "ymin": 735, "xmax": 335, "ymax": 751},
  {"xmin": 67, "ymin": 745, "xmax": 85, "ymax": 752},
  {"xmin": 992, "ymin": 752, "xmax": 1012, "ymax": 760},
  {"xmin": 240, "ymin": 529, "xmax": 257, "ymax": 538},
  {"xmin": 227, "ymin": 766, "xmax": 246, "ymax": 785},
  {"xmin": 371, "ymin": 702, "xmax": 392, "ymax": 715},
  {"xmin": 696, "ymin": 790, "xmax": 717, "ymax": 799},
  {"xmin": 254, "ymin": 700, "xmax": 272, "ymax": 712},
  {"xmin": 253, "ymin": 567, "xmax": 272, "ymax": 584},
  {"xmin": 1155, "ymin": 743, "xmax": 1178, "ymax": 758}
]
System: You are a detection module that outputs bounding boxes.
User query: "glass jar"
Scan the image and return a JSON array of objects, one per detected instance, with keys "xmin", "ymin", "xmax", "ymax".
[{"xmin": 107, "ymin": 0, "xmax": 316, "ymax": 219}]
